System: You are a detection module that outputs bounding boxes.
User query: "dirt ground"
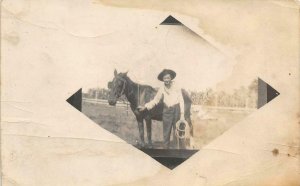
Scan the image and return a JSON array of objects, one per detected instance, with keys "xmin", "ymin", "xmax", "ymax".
[{"xmin": 82, "ymin": 102, "xmax": 253, "ymax": 149}]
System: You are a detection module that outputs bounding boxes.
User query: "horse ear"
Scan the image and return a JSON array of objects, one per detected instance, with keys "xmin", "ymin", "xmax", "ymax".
[
  {"xmin": 114, "ymin": 69, "xmax": 118, "ymax": 77},
  {"xmin": 124, "ymin": 71, "xmax": 128, "ymax": 76}
]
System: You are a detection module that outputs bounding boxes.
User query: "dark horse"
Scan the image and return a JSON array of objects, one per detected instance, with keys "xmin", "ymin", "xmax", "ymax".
[{"xmin": 107, "ymin": 70, "xmax": 193, "ymax": 148}]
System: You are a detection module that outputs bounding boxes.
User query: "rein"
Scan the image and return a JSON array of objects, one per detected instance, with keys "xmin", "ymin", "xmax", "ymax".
[
  {"xmin": 175, "ymin": 119, "xmax": 194, "ymax": 149},
  {"xmin": 175, "ymin": 120, "xmax": 190, "ymax": 140},
  {"xmin": 115, "ymin": 77, "xmax": 127, "ymax": 97}
]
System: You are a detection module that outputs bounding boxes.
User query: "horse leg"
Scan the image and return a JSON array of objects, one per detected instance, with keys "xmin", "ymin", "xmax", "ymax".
[
  {"xmin": 137, "ymin": 119, "xmax": 145, "ymax": 148},
  {"xmin": 184, "ymin": 116, "xmax": 195, "ymax": 149},
  {"xmin": 186, "ymin": 116, "xmax": 194, "ymax": 137},
  {"xmin": 145, "ymin": 118, "xmax": 153, "ymax": 148}
]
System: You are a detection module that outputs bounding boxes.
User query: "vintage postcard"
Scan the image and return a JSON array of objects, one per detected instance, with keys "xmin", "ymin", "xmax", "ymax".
[{"xmin": 1, "ymin": 0, "xmax": 299, "ymax": 185}]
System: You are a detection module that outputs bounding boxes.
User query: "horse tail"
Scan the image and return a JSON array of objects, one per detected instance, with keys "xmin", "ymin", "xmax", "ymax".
[
  {"xmin": 181, "ymin": 89, "xmax": 194, "ymax": 137},
  {"xmin": 181, "ymin": 89, "xmax": 192, "ymax": 115}
]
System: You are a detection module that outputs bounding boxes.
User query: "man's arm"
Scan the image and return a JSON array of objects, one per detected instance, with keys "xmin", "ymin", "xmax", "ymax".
[
  {"xmin": 145, "ymin": 88, "xmax": 163, "ymax": 110},
  {"xmin": 179, "ymin": 89, "xmax": 185, "ymax": 120}
]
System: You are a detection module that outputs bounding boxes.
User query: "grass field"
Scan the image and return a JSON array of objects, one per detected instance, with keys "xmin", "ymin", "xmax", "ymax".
[{"xmin": 82, "ymin": 101, "xmax": 254, "ymax": 149}]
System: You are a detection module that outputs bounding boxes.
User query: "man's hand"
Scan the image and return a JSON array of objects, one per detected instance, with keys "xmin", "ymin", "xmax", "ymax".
[
  {"xmin": 137, "ymin": 106, "xmax": 147, "ymax": 112},
  {"xmin": 180, "ymin": 114, "xmax": 185, "ymax": 121}
]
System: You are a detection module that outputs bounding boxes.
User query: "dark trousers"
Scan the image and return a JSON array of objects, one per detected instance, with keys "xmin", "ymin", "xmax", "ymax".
[{"xmin": 162, "ymin": 103, "xmax": 180, "ymax": 148}]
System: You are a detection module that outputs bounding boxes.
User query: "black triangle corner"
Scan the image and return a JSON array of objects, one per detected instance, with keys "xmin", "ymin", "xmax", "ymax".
[
  {"xmin": 160, "ymin": 15, "xmax": 183, "ymax": 25},
  {"xmin": 139, "ymin": 148, "xmax": 198, "ymax": 169},
  {"xmin": 267, "ymin": 83, "xmax": 280, "ymax": 102},
  {"xmin": 66, "ymin": 88, "xmax": 82, "ymax": 112},
  {"xmin": 257, "ymin": 78, "xmax": 280, "ymax": 109}
]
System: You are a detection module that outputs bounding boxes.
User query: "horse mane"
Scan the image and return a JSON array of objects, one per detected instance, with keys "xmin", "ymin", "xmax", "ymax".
[
  {"xmin": 120, "ymin": 73, "xmax": 157, "ymax": 92},
  {"xmin": 117, "ymin": 73, "xmax": 158, "ymax": 107}
]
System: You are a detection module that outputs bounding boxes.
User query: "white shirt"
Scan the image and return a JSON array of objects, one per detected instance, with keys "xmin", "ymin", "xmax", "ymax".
[{"xmin": 145, "ymin": 81, "xmax": 184, "ymax": 116}]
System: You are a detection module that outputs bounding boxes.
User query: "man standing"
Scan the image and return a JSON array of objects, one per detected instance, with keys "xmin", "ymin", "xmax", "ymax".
[{"xmin": 138, "ymin": 69, "xmax": 185, "ymax": 148}]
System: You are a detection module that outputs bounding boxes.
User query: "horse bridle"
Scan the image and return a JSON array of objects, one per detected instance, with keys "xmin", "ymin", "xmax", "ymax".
[
  {"xmin": 113, "ymin": 76, "xmax": 127, "ymax": 97},
  {"xmin": 113, "ymin": 76, "xmax": 139, "ymax": 105}
]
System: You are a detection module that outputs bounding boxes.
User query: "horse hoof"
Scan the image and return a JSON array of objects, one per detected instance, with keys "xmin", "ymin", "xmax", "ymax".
[
  {"xmin": 147, "ymin": 144, "xmax": 153, "ymax": 149},
  {"xmin": 137, "ymin": 142, "xmax": 146, "ymax": 148}
]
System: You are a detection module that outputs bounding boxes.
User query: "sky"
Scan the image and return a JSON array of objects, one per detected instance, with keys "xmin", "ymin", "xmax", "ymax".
[{"xmin": 83, "ymin": 24, "xmax": 232, "ymax": 93}]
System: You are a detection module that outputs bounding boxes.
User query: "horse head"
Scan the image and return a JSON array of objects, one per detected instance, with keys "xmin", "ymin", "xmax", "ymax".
[{"xmin": 108, "ymin": 69, "xmax": 128, "ymax": 106}]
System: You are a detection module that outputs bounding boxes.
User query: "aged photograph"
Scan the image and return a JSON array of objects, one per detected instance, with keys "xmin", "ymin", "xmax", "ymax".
[
  {"xmin": 82, "ymin": 70, "xmax": 258, "ymax": 151},
  {"xmin": 3, "ymin": 0, "xmax": 297, "ymax": 184},
  {"xmin": 60, "ymin": 13, "xmax": 278, "ymax": 170},
  {"xmin": 63, "ymin": 16, "xmax": 272, "ymax": 169},
  {"xmin": 79, "ymin": 17, "xmax": 259, "ymax": 155}
]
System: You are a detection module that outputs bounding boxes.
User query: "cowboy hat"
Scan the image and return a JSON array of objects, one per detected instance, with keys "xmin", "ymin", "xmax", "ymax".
[{"xmin": 157, "ymin": 69, "xmax": 176, "ymax": 81}]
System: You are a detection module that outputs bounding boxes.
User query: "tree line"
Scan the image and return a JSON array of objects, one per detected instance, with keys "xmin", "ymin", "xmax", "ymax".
[
  {"xmin": 190, "ymin": 79, "xmax": 258, "ymax": 108},
  {"xmin": 83, "ymin": 79, "xmax": 258, "ymax": 108}
]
